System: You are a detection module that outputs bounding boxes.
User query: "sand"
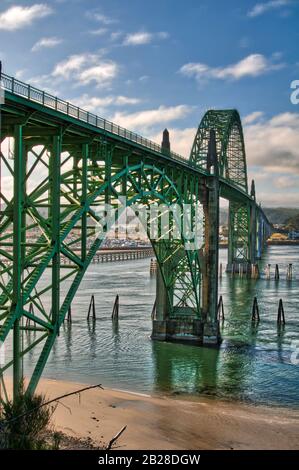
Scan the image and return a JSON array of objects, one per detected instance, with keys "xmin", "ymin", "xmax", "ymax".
[{"xmin": 29, "ymin": 378, "xmax": 299, "ymax": 450}]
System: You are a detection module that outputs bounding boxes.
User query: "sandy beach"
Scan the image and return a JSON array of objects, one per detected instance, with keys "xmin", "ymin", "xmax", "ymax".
[{"xmin": 26, "ymin": 378, "xmax": 299, "ymax": 450}]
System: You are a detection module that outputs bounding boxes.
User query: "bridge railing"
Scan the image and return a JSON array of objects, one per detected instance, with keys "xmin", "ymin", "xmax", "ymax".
[{"xmin": 1, "ymin": 73, "xmax": 188, "ymax": 164}]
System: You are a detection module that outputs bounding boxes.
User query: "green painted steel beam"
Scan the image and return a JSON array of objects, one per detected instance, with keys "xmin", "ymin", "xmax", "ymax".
[{"xmin": 0, "ymin": 74, "xmax": 273, "ymax": 402}]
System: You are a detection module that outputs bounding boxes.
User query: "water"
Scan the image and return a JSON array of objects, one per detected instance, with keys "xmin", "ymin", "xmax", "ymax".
[{"xmin": 8, "ymin": 247, "xmax": 299, "ymax": 408}]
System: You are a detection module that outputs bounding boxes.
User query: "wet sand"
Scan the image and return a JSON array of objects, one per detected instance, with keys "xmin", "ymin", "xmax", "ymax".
[{"xmin": 32, "ymin": 378, "xmax": 299, "ymax": 450}]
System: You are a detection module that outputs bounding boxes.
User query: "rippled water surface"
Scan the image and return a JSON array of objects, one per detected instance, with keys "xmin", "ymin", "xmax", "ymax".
[{"xmin": 11, "ymin": 246, "xmax": 299, "ymax": 407}]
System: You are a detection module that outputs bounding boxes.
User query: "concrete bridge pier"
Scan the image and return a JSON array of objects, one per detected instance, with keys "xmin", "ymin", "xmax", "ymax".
[
  {"xmin": 257, "ymin": 213, "xmax": 263, "ymax": 259},
  {"xmin": 201, "ymin": 130, "xmax": 221, "ymax": 346},
  {"xmin": 249, "ymin": 180, "xmax": 257, "ymax": 265},
  {"xmin": 151, "ymin": 260, "xmax": 205, "ymax": 345},
  {"xmin": 151, "ymin": 260, "xmax": 170, "ymax": 341}
]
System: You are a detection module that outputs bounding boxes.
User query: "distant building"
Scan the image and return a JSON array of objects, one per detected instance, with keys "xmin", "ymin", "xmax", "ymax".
[
  {"xmin": 273, "ymin": 224, "xmax": 288, "ymax": 234},
  {"xmin": 288, "ymin": 231, "xmax": 299, "ymax": 240},
  {"xmin": 270, "ymin": 232, "xmax": 288, "ymax": 241}
]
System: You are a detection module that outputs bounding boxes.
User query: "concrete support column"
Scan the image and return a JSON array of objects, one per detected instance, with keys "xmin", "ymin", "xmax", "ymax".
[
  {"xmin": 257, "ymin": 215, "xmax": 263, "ymax": 259},
  {"xmin": 249, "ymin": 202, "xmax": 257, "ymax": 264},
  {"xmin": 155, "ymin": 262, "xmax": 168, "ymax": 321},
  {"xmin": 227, "ymin": 201, "xmax": 235, "ymax": 271},
  {"xmin": 152, "ymin": 244, "xmax": 171, "ymax": 340},
  {"xmin": 249, "ymin": 180, "xmax": 257, "ymax": 264},
  {"xmin": 202, "ymin": 130, "xmax": 221, "ymax": 345}
]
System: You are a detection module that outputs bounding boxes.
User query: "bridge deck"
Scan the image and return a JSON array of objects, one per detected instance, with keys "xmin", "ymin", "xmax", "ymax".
[{"xmin": 1, "ymin": 73, "xmax": 252, "ymax": 206}]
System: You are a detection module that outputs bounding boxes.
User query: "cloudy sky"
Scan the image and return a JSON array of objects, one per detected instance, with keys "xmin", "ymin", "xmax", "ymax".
[{"xmin": 0, "ymin": 0, "xmax": 299, "ymax": 207}]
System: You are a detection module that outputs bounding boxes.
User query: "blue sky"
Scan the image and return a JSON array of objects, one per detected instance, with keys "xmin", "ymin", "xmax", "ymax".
[{"xmin": 0, "ymin": 0, "xmax": 299, "ymax": 206}]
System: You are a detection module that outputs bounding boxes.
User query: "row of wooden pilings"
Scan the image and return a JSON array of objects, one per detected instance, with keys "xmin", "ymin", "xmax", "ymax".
[
  {"xmin": 60, "ymin": 249, "xmax": 154, "ymax": 265},
  {"xmin": 219, "ymin": 263, "xmax": 294, "ymax": 280},
  {"xmin": 217, "ymin": 295, "xmax": 286, "ymax": 325},
  {"xmin": 64, "ymin": 294, "xmax": 120, "ymax": 324},
  {"xmin": 25, "ymin": 258, "xmax": 156, "ymax": 330}
]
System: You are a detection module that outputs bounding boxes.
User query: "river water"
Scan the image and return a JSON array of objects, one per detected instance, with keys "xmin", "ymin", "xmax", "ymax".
[{"xmin": 11, "ymin": 246, "xmax": 299, "ymax": 408}]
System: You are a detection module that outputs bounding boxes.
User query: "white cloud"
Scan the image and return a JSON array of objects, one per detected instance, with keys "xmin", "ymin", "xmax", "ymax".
[
  {"xmin": 0, "ymin": 4, "xmax": 53, "ymax": 31},
  {"xmin": 123, "ymin": 31, "xmax": 169, "ymax": 46},
  {"xmin": 32, "ymin": 36, "xmax": 62, "ymax": 52},
  {"xmin": 94, "ymin": 13, "xmax": 117, "ymax": 25},
  {"xmin": 86, "ymin": 11, "xmax": 117, "ymax": 25},
  {"xmin": 52, "ymin": 53, "xmax": 119, "ymax": 87},
  {"xmin": 243, "ymin": 111, "xmax": 264, "ymax": 124},
  {"xmin": 274, "ymin": 176, "xmax": 298, "ymax": 189},
  {"xmin": 248, "ymin": 0, "xmax": 291, "ymax": 17},
  {"xmin": 244, "ymin": 112, "xmax": 299, "ymax": 173},
  {"xmin": 110, "ymin": 105, "xmax": 193, "ymax": 132},
  {"xmin": 79, "ymin": 63, "xmax": 119, "ymax": 86},
  {"xmin": 89, "ymin": 28, "xmax": 108, "ymax": 36},
  {"xmin": 180, "ymin": 54, "xmax": 283, "ymax": 82},
  {"xmin": 254, "ymin": 191, "xmax": 299, "ymax": 207},
  {"xmin": 110, "ymin": 31, "xmax": 123, "ymax": 41},
  {"xmin": 53, "ymin": 54, "xmax": 91, "ymax": 78},
  {"xmin": 74, "ymin": 94, "xmax": 141, "ymax": 112},
  {"xmin": 15, "ymin": 69, "xmax": 26, "ymax": 80}
]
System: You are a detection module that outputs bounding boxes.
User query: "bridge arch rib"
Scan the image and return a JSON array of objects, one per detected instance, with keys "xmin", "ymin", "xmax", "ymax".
[
  {"xmin": 190, "ymin": 109, "xmax": 248, "ymax": 193},
  {"xmin": 0, "ymin": 136, "xmax": 204, "ymax": 397},
  {"xmin": 0, "ymin": 73, "xmax": 272, "ymax": 401}
]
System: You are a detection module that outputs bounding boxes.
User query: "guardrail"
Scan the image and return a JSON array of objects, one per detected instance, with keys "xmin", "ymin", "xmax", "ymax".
[{"xmin": 1, "ymin": 73, "xmax": 188, "ymax": 164}]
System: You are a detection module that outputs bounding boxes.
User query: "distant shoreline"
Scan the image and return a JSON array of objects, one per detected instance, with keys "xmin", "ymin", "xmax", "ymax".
[
  {"xmin": 219, "ymin": 240, "xmax": 299, "ymax": 248},
  {"xmin": 267, "ymin": 240, "xmax": 299, "ymax": 246}
]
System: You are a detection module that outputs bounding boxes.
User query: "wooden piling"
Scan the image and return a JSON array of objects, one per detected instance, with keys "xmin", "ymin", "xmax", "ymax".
[
  {"xmin": 277, "ymin": 299, "xmax": 285, "ymax": 325},
  {"xmin": 217, "ymin": 295, "xmax": 225, "ymax": 321},
  {"xmin": 275, "ymin": 264, "xmax": 280, "ymax": 281},
  {"xmin": 151, "ymin": 299, "xmax": 157, "ymax": 320},
  {"xmin": 87, "ymin": 294, "xmax": 96, "ymax": 321},
  {"xmin": 67, "ymin": 305, "xmax": 72, "ymax": 323},
  {"xmin": 112, "ymin": 294, "xmax": 119, "ymax": 320},
  {"xmin": 219, "ymin": 263, "xmax": 222, "ymax": 279},
  {"xmin": 286, "ymin": 263, "xmax": 293, "ymax": 281},
  {"xmin": 251, "ymin": 296, "xmax": 260, "ymax": 322},
  {"xmin": 150, "ymin": 258, "xmax": 157, "ymax": 276},
  {"xmin": 251, "ymin": 263, "xmax": 260, "ymax": 279}
]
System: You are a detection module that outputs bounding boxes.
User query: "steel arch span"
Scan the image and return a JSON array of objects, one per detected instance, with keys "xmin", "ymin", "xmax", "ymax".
[
  {"xmin": 0, "ymin": 74, "xmax": 272, "ymax": 400},
  {"xmin": 190, "ymin": 109, "xmax": 255, "ymax": 266},
  {"xmin": 190, "ymin": 109, "xmax": 248, "ymax": 191}
]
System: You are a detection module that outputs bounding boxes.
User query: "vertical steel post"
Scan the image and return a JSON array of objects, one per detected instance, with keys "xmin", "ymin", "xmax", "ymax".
[
  {"xmin": 81, "ymin": 143, "xmax": 88, "ymax": 262},
  {"xmin": 51, "ymin": 134, "xmax": 61, "ymax": 328},
  {"xmin": 12, "ymin": 124, "xmax": 23, "ymax": 399}
]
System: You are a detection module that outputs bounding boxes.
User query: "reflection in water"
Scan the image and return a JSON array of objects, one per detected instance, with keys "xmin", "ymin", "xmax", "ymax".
[{"xmin": 4, "ymin": 246, "xmax": 299, "ymax": 408}]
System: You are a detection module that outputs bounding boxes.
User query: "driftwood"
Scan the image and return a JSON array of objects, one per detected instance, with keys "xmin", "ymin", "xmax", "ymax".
[
  {"xmin": 2, "ymin": 383, "xmax": 127, "ymax": 450},
  {"xmin": 106, "ymin": 425, "xmax": 127, "ymax": 450},
  {"xmin": 3, "ymin": 383, "xmax": 104, "ymax": 425}
]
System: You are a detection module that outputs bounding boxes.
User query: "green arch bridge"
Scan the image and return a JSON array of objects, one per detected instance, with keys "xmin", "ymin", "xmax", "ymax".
[{"xmin": 0, "ymin": 74, "xmax": 272, "ymax": 400}]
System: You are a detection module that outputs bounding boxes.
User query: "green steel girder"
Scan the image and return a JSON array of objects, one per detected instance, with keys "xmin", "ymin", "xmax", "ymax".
[
  {"xmin": 0, "ymin": 134, "xmax": 204, "ymax": 397},
  {"xmin": 0, "ymin": 75, "xmax": 272, "ymax": 401}
]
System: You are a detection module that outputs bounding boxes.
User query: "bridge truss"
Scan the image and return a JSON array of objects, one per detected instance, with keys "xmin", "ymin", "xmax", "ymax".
[{"xmin": 0, "ymin": 74, "xmax": 272, "ymax": 400}]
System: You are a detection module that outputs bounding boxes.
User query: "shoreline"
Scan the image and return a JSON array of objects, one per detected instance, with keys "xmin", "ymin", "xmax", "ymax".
[{"xmin": 31, "ymin": 378, "xmax": 299, "ymax": 450}]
